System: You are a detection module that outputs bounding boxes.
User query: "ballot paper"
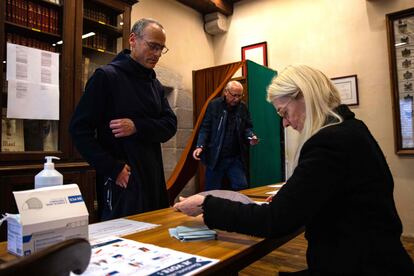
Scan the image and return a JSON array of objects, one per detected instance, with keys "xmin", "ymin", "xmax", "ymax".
[
  {"xmin": 76, "ymin": 236, "xmax": 218, "ymax": 276},
  {"xmin": 169, "ymin": 226, "xmax": 217, "ymax": 242},
  {"xmin": 198, "ymin": 190, "xmax": 255, "ymax": 204}
]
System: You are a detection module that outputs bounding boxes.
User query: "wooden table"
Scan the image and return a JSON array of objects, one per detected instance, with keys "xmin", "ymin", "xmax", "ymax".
[
  {"xmin": 0, "ymin": 184, "xmax": 301, "ymax": 275},
  {"xmin": 240, "ymin": 182, "xmax": 284, "ymax": 199}
]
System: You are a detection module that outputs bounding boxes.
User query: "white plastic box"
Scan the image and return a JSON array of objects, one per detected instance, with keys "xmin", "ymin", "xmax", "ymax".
[{"xmin": 7, "ymin": 184, "xmax": 89, "ymax": 256}]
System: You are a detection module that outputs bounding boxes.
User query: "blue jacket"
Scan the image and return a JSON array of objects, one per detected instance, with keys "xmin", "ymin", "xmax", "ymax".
[{"xmin": 196, "ymin": 97, "xmax": 255, "ymax": 170}]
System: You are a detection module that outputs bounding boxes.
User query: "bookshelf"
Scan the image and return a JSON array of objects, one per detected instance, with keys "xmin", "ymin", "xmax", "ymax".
[
  {"xmin": 1, "ymin": 0, "xmax": 72, "ymax": 158},
  {"xmin": 0, "ymin": 0, "xmax": 137, "ymax": 241},
  {"xmin": 73, "ymin": 0, "xmax": 135, "ymax": 159}
]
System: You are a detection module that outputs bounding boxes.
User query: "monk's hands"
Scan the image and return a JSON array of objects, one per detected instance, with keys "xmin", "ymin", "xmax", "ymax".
[
  {"xmin": 192, "ymin": 148, "xmax": 203, "ymax": 160},
  {"xmin": 110, "ymin": 118, "xmax": 136, "ymax": 138},
  {"xmin": 116, "ymin": 164, "xmax": 131, "ymax": 188},
  {"xmin": 174, "ymin": 195, "xmax": 205, "ymax": 217}
]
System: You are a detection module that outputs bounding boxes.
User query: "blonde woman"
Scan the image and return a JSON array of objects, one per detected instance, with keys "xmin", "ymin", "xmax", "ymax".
[{"xmin": 174, "ymin": 65, "xmax": 414, "ymax": 275}]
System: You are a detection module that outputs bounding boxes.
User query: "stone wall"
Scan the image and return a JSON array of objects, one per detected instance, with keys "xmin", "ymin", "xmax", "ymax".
[{"xmin": 155, "ymin": 66, "xmax": 197, "ymax": 199}]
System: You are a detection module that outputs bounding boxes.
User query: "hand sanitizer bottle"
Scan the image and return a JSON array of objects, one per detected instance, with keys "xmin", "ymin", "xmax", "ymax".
[{"xmin": 34, "ymin": 156, "xmax": 63, "ymax": 189}]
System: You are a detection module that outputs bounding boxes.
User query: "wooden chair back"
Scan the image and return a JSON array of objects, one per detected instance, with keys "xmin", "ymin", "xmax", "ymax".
[{"xmin": 0, "ymin": 238, "xmax": 91, "ymax": 276}]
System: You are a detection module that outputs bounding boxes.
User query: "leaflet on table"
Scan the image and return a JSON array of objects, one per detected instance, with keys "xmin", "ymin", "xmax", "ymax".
[
  {"xmin": 76, "ymin": 236, "xmax": 218, "ymax": 276},
  {"xmin": 89, "ymin": 218, "xmax": 159, "ymax": 241}
]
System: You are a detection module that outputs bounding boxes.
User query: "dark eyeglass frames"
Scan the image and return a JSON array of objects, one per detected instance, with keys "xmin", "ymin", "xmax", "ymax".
[
  {"xmin": 226, "ymin": 89, "xmax": 244, "ymax": 99},
  {"xmin": 276, "ymin": 97, "xmax": 294, "ymax": 119},
  {"xmin": 140, "ymin": 37, "xmax": 169, "ymax": 54}
]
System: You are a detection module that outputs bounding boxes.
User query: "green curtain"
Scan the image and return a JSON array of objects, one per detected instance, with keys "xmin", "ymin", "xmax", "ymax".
[{"xmin": 247, "ymin": 60, "xmax": 282, "ymax": 187}]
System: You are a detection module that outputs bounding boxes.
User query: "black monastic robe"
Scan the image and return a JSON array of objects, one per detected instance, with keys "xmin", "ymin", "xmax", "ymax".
[{"xmin": 70, "ymin": 49, "xmax": 177, "ymax": 220}]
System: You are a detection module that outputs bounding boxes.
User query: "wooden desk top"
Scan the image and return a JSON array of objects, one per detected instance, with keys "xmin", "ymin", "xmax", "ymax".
[
  {"xmin": 0, "ymin": 184, "xmax": 299, "ymax": 275},
  {"xmin": 240, "ymin": 183, "xmax": 284, "ymax": 199}
]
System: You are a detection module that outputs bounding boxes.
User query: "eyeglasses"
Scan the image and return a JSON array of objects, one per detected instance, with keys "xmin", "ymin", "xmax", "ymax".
[
  {"xmin": 226, "ymin": 90, "xmax": 244, "ymax": 99},
  {"xmin": 142, "ymin": 38, "xmax": 169, "ymax": 54},
  {"xmin": 277, "ymin": 97, "xmax": 294, "ymax": 119}
]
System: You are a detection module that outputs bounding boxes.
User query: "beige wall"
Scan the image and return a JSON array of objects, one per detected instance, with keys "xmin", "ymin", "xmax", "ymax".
[
  {"xmin": 213, "ymin": 0, "xmax": 414, "ymax": 236},
  {"xmin": 130, "ymin": 0, "xmax": 216, "ymax": 196},
  {"xmin": 131, "ymin": 0, "xmax": 215, "ymax": 90},
  {"xmin": 131, "ymin": 0, "xmax": 414, "ymax": 235}
]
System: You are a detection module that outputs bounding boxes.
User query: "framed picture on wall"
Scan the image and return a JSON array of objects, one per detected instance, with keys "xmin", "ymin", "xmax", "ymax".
[
  {"xmin": 386, "ymin": 7, "xmax": 414, "ymax": 154},
  {"xmin": 241, "ymin": 42, "xmax": 268, "ymax": 76},
  {"xmin": 331, "ymin": 75, "xmax": 359, "ymax": 106}
]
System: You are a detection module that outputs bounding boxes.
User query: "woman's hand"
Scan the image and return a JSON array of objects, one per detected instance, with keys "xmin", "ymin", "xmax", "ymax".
[{"xmin": 173, "ymin": 195, "xmax": 206, "ymax": 217}]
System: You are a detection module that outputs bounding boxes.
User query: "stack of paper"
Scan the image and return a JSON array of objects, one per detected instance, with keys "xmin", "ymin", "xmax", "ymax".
[
  {"xmin": 198, "ymin": 190, "xmax": 254, "ymax": 204},
  {"xmin": 169, "ymin": 226, "xmax": 217, "ymax": 242}
]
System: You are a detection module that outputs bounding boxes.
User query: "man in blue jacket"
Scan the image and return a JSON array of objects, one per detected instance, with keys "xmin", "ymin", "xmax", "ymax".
[
  {"xmin": 193, "ymin": 81, "xmax": 258, "ymax": 191},
  {"xmin": 70, "ymin": 18, "xmax": 177, "ymax": 220}
]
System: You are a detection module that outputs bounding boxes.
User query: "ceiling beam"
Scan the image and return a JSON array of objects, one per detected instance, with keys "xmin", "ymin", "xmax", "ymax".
[
  {"xmin": 176, "ymin": 0, "xmax": 234, "ymax": 16},
  {"xmin": 211, "ymin": 0, "xmax": 233, "ymax": 15}
]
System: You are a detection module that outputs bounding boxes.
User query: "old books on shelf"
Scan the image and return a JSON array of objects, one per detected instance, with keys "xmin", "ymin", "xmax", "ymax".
[
  {"xmin": 1, "ymin": 108, "xmax": 24, "ymax": 152},
  {"xmin": 6, "ymin": 0, "xmax": 61, "ymax": 34}
]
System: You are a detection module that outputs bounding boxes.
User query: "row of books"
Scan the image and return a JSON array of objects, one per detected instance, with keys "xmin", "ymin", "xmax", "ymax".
[
  {"xmin": 83, "ymin": 32, "xmax": 111, "ymax": 51},
  {"xmin": 82, "ymin": 56, "xmax": 100, "ymax": 89},
  {"xmin": 84, "ymin": 6, "xmax": 116, "ymax": 26},
  {"xmin": 6, "ymin": 0, "xmax": 61, "ymax": 35},
  {"xmin": 6, "ymin": 32, "xmax": 57, "ymax": 52}
]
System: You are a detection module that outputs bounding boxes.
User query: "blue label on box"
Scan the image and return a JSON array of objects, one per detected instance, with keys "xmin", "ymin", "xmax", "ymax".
[
  {"xmin": 23, "ymin": 235, "xmax": 32, "ymax": 243},
  {"xmin": 68, "ymin": 195, "xmax": 84, "ymax": 203}
]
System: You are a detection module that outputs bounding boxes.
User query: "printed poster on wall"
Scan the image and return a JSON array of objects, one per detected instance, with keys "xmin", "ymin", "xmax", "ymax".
[{"xmin": 6, "ymin": 43, "xmax": 60, "ymax": 120}]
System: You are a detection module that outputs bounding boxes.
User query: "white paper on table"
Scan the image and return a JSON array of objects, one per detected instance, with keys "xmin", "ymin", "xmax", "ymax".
[
  {"xmin": 76, "ymin": 236, "xmax": 219, "ymax": 276},
  {"xmin": 7, "ymin": 43, "xmax": 59, "ymax": 85},
  {"xmin": 267, "ymin": 183, "xmax": 285, "ymax": 188},
  {"xmin": 89, "ymin": 218, "xmax": 159, "ymax": 242},
  {"xmin": 254, "ymin": 201, "xmax": 269, "ymax": 205},
  {"xmin": 265, "ymin": 190, "xmax": 279, "ymax": 196},
  {"xmin": 198, "ymin": 190, "xmax": 254, "ymax": 204},
  {"xmin": 7, "ymin": 80, "xmax": 59, "ymax": 120}
]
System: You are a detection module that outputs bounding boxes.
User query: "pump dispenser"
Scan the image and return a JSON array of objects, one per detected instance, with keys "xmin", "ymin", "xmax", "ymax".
[{"xmin": 34, "ymin": 156, "xmax": 63, "ymax": 189}]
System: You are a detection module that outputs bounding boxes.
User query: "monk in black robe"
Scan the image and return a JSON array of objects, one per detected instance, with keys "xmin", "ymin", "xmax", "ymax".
[{"xmin": 70, "ymin": 18, "xmax": 177, "ymax": 220}]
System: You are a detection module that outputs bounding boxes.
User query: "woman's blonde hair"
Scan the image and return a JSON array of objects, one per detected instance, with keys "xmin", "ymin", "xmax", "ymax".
[{"xmin": 267, "ymin": 65, "xmax": 343, "ymax": 167}]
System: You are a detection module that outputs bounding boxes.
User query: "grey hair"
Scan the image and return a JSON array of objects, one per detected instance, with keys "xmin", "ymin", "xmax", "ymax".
[
  {"xmin": 131, "ymin": 18, "xmax": 164, "ymax": 37},
  {"xmin": 224, "ymin": 80, "xmax": 243, "ymax": 92}
]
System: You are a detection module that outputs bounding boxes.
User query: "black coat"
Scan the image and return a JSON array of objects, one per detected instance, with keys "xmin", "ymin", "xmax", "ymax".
[
  {"xmin": 203, "ymin": 105, "xmax": 414, "ymax": 275},
  {"xmin": 196, "ymin": 97, "xmax": 255, "ymax": 170},
  {"xmin": 69, "ymin": 49, "xmax": 177, "ymax": 220}
]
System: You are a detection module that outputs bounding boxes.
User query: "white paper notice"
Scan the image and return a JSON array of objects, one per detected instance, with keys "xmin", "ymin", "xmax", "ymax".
[
  {"xmin": 6, "ymin": 43, "xmax": 60, "ymax": 120},
  {"xmin": 7, "ymin": 80, "xmax": 59, "ymax": 120}
]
